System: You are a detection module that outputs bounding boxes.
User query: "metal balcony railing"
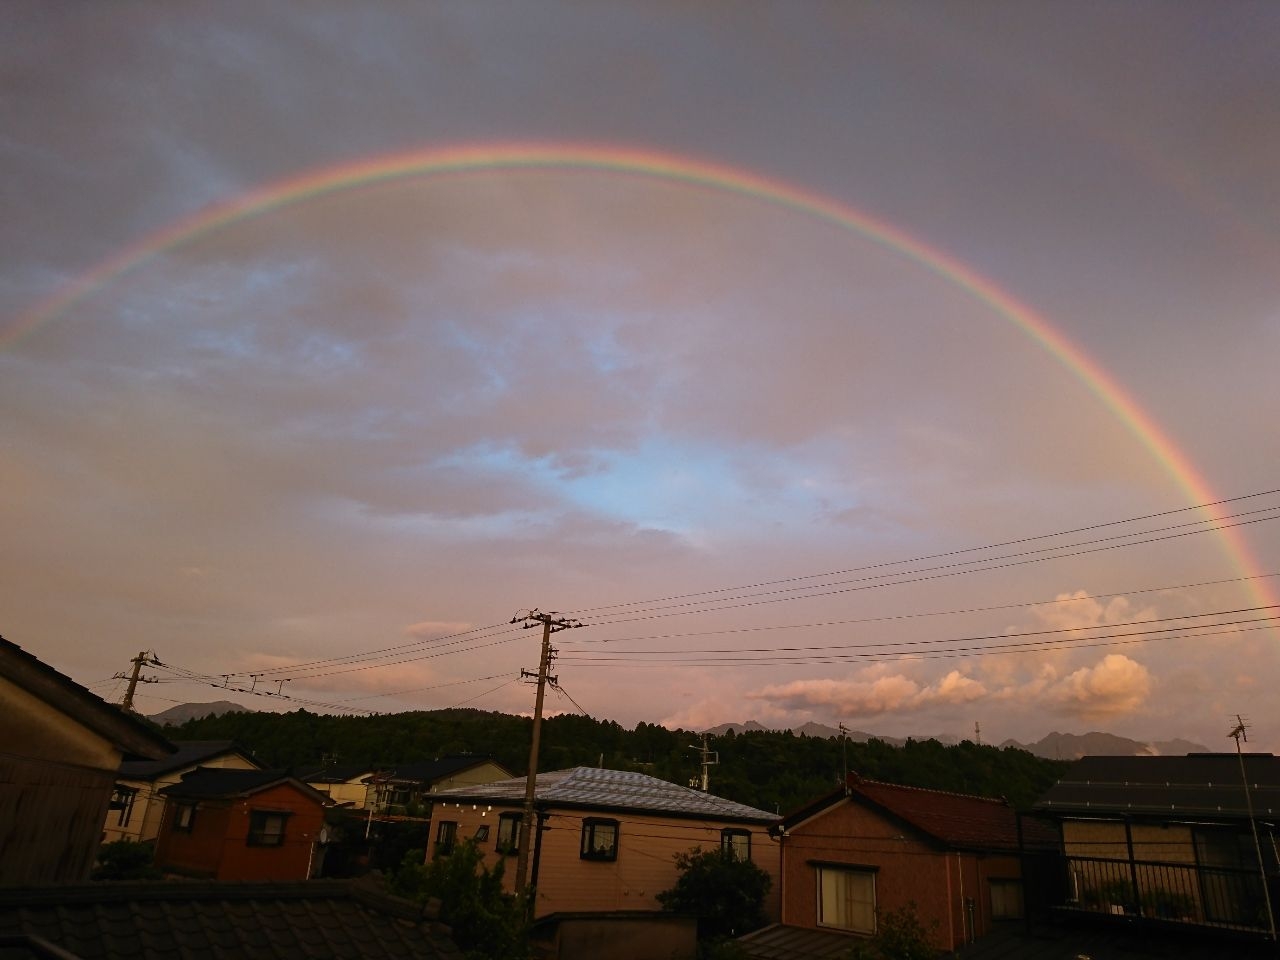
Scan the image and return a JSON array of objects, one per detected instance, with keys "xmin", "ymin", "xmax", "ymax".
[{"xmin": 1059, "ymin": 854, "xmax": 1274, "ymax": 934}]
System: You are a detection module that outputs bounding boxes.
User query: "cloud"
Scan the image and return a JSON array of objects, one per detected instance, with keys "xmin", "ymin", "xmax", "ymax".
[
  {"xmin": 1026, "ymin": 591, "xmax": 1156, "ymax": 633},
  {"xmin": 1044, "ymin": 654, "xmax": 1151, "ymax": 718},
  {"xmin": 404, "ymin": 620, "xmax": 475, "ymax": 640},
  {"xmin": 747, "ymin": 668, "xmax": 987, "ymax": 719}
]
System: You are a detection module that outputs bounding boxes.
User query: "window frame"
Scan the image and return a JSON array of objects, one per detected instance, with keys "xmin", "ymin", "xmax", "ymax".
[
  {"xmin": 473, "ymin": 824, "xmax": 490, "ymax": 842},
  {"xmin": 173, "ymin": 801, "xmax": 198, "ymax": 833},
  {"xmin": 580, "ymin": 818, "xmax": 619, "ymax": 862},
  {"xmin": 247, "ymin": 810, "xmax": 290, "ymax": 847},
  {"xmin": 816, "ymin": 864, "xmax": 877, "ymax": 934},
  {"xmin": 496, "ymin": 812, "xmax": 522, "ymax": 855},
  {"xmin": 721, "ymin": 828, "xmax": 751, "ymax": 861},
  {"xmin": 434, "ymin": 819, "xmax": 458, "ymax": 856}
]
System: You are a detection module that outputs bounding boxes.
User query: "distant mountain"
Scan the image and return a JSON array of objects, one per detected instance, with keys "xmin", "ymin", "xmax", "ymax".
[
  {"xmin": 703, "ymin": 721, "xmax": 1208, "ymax": 759},
  {"xmin": 149, "ymin": 700, "xmax": 253, "ymax": 725},
  {"xmin": 998, "ymin": 731, "xmax": 1210, "ymax": 760}
]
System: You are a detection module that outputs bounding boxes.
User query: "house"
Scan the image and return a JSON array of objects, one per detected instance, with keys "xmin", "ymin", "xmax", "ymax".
[
  {"xmin": 102, "ymin": 739, "xmax": 261, "ymax": 844},
  {"xmin": 0, "ymin": 878, "xmax": 463, "ymax": 959},
  {"xmin": 427, "ymin": 766, "xmax": 780, "ymax": 925},
  {"xmin": 1033, "ymin": 753, "xmax": 1280, "ymax": 936},
  {"xmin": 362, "ymin": 756, "xmax": 515, "ymax": 814},
  {"xmin": 762, "ymin": 772, "xmax": 1055, "ymax": 954},
  {"xmin": 298, "ymin": 762, "xmax": 382, "ymax": 807},
  {"xmin": 0, "ymin": 635, "xmax": 173, "ymax": 884},
  {"xmin": 152, "ymin": 767, "xmax": 332, "ymax": 881}
]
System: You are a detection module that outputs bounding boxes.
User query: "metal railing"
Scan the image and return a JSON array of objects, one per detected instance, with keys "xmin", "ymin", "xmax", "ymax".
[{"xmin": 1060, "ymin": 854, "xmax": 1273, "ymax": 933}]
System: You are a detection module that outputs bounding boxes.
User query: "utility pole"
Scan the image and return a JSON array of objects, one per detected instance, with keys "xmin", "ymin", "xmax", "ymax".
[
  {"xmin": 1228, "ymin": 715, "xmax": 1276, "ymax": 941},
  {"xmin": 512, "ymin": 609, "xmax": 582, "ymax": 896},
  {"xmin": 688, "ymin": 734, "xmax": 719, "ymax": 792},
  {"xmin": 114, "ymin": 651, "xmax": 161, "ymax": 713},
  {"xmin": 974, "ymin": 721, "xmax": 981, "ymax": 747},
  {"xmin": 839, "ymin": 722, "xmax": 850, "ymax": 794}
]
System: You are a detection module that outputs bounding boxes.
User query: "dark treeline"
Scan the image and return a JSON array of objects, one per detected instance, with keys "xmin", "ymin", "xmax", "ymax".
[{"xmin": 163, "ymin": 708, "xmax": 1067, "ymax": 812}]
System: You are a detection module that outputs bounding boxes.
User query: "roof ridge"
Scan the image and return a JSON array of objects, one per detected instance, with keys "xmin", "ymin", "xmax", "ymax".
[{"xmin": 858, "ymin": 776, "xmax": 1009, "ymax": 806}]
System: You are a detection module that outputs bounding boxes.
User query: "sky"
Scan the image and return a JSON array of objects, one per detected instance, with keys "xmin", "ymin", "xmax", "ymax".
[{"xmin": 3, "ymin": 2, "xmax": 1279, "ymax": 753}]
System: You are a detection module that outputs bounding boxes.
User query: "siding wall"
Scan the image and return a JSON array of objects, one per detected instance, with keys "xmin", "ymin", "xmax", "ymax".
[
  {"xmin": 429, "ymin": 801, "xmax": 781, "ymax": 921},
  {"xmin": 154, "ymin": 782, "xmax": 326, "ymax": 881},
  {"xmin": 0, "ymin": 675, "xmax": 122, "ymax": 883},
  {"xmin": 781, "ymin": 798, "xmax": 1023, "ymax": 952}
]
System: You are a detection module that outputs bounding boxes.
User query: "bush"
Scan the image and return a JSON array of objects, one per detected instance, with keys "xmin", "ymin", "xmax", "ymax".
[
  {"xmin": 389, "ymin": 841, "xmax": 529, "ymax": 960},
  {"xmin": 845, "ymin": 903, "xmax": 937, "ymax": 960},
  {"xmin": 656, "ymin": 847, "xmax": 772, "ymax": 941},
  {"xmin": 92, "ymin": 839, "xmax": 160, "ymax": 881}
]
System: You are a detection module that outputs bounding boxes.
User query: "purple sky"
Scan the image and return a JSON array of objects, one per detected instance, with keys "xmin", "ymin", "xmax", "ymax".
[{"xmin": 3, "ymin": 2, "xmax": 1278, "ymax": 750}]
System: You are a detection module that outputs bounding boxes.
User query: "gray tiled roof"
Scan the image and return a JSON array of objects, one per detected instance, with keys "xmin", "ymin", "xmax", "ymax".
[
  {"xmin": 0, "ymin": 880, "xmax": 462, "ymax": 960},
  {"xmin": 431, "ymin": 766, "xmax": 776, "ymax": 823}
]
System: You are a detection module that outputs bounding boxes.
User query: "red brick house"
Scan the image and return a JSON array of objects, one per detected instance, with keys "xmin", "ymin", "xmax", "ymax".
[
  {"xmin": 154, "ymin": 768, "xmax": 331, "ymax": 881},
  {"xmin": 765, "ymin": 773, "xmax": 1052, "ymax": 953}
]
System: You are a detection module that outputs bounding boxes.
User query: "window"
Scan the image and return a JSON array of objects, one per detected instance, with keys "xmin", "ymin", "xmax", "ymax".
[
  {"xmin": 580, "ymin": 818, "xmax": 619, "ymax": 862},
  {"xmin": 473, "ymin": 824, "xmax": 490, "ymax": 842},
  {"xmin": 174, "ymin": 802, "xmax": 197, "ymax": 833},
  {"xmin": 109, "ymin": 785, "xmax": 138, "ymax": 827},
  {"xmin": 721, "ymin": 829, "xmax": 751, "ymax": 861},
  {"xmin": 435, "ymin": 820, "xmax": 458, "ymax": 856},
  {"xmin": 247, "ymin": 810, "xmax": 289, "ymax": 847},
  {"xmin": 817, "ymin": 866, "xmax": 876, "ymax": 933},
  {"xmin": 496, "ymin": 813, "xmax": 522, "ymax": 855},
  {"xmin": 989, "ymin": 879, "xmax": 1024, "ymax": 920}
]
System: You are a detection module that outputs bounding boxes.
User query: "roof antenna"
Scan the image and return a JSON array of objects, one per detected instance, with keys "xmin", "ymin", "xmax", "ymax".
[{"xmin": 1229, "ymin": 714, "xmax": 1276, "ymax": 941}]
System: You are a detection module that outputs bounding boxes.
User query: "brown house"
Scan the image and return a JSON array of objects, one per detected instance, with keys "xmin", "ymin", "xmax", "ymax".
[
  {"xmin": 154, "ymin": 768, "xmax": 331, "ymax": 881},
  {"xmin": 765, "ymin": 773, "xmax": 1052, "ymax": 953},
  {"xmin": 0, "ymin": 636, "xmax": 173, "ymax": 884},
  {"xmin": 428, "ymin": 766, "xmax": 780, "ymax": 922}
]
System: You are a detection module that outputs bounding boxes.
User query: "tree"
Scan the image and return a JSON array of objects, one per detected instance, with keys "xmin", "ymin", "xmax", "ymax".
[
  {"xmin": 92, "ymin": 839, "xmax": 160, "ymax": 881},
  {"xmin": 389, "ymin": 841, "xmax": 530, "ymax": 960},
  {"xmin": 657, "ymin": 847, "xmax": 772, "ymax": 942}
]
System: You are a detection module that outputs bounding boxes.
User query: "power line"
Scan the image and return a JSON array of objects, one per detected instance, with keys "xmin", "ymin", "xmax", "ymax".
[{"xmin": 563, "ymin": 487, "xmax": 1280, "ymax": 617}]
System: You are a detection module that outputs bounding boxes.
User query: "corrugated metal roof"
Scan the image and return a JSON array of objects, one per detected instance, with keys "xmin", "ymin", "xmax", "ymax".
[
  {"xmin": 1034, "ymin": 754, "xmax": 1280, "ymax": 819},
  {"xmin": 431, "ymin": 766, "xmax": 776, "ymax": 823}
]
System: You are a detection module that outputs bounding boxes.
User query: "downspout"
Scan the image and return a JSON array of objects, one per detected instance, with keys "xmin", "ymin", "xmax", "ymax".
[
  {"xmin": 529, "ymin": 809, "xmax": 550, "ymax": 907},
  {"xmin": 946, "ymin": 848, "xmax": 955, "ymax": 949},
  {"xmin": 957, "ymin": 852, "xmax": 967, "ymax": 944}
]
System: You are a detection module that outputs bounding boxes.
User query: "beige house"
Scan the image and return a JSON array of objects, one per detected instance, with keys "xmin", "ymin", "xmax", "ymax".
[
  {"xmin": 362, "ymin": 757, "xmax": 514, "ymax": 814},
  {"xmin": 102, "ymin": 740, "xmax": 261, "ymax": 844},
  {"xmin": 299, "ymin": 763, "xmax": 382, "ymax": 808},
  {"xmin": 428, "ymin": 766, "xmax": 780, "ymax": 921},
  {"xmin": 0, "ymin": 636, "xmax": 173, "ymax": 884}
]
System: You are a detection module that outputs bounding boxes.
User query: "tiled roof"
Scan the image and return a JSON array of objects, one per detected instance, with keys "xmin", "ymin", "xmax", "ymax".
[
  {"xmin": 1034, "ymin": 753, "xmax": 1280, "ymax": 819},
  {"xmin": 431, "ymin": 766, "xmax": 776, "ymax": 823},
  {"xmin": 0, "ymin": 880, "xmax": 462, "ymax": 960},
  {"xmin": 119, "ymin": 741, "xmax": 254, "ymax": 780},
  {"xmin": 159, "ymin": 768, "xmax": 329, "ymax": 804},
  {"xmin": 0, "ymin": 636, "xmax": 172, "ymax": 762},
  {"xmin": 296, "ymin": 763, "xmax": 378, "ymax": 784},
  {"xmin": 782, "ymin": 774, "xmax": 1057, "ymax": 852}
]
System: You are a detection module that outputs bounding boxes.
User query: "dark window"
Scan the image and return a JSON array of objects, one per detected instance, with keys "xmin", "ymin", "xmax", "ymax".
[
  {"xmin": 721, "ymin": 828, "xmax": 751, "ymax": 860},
  {"xmin": 109, "ymin": 785, "xmax": 138, "ymax": 827},
  {"xmin": 580, "ymin": 818, "xmax": 619, "ymax": 861},
  {"xmin": 174, "ymin": 802, "xmax": 197, "ymax": 833},
  {"xmin": 435, "ymin": 820, "xmax": 458, "ymax": 856},
  {"xmin": 247, "ymin": 810, "xmax": 289, "ymax": 847},
  {"xmin": 473, "ymin": 824, "xmax": 491, "ymax": 842},
  {"xmin": 496, "ymin": 813, "xmax": 522, "ymax": 855}
]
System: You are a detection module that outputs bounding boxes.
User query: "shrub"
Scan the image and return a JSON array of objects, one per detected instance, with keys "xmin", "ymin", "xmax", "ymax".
[{"xmin": 656, "ymin": 847, "xmax": 772, "ymax": 941}]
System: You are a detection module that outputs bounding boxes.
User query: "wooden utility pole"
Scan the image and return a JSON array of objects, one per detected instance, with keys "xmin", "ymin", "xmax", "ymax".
[
  {"xmin": 1229, "ymin": 716, "xmax": 1276, "ymax": 941},
  {"xmin": 512, "ymin": 610, "xmax": 582, "ymax": 895},
  {"xmin": 115, "ymin": 650, "xmax": 160, "ymax": 713}
]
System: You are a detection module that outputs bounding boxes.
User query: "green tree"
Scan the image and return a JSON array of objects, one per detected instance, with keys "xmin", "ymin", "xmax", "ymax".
[
  {"xmin": 390, "ymin": 841, "xmax": 530, "ymax": 960},
  {"xmin": 657, "ymin": 847, "xmax": 772, "ymax": 942}
]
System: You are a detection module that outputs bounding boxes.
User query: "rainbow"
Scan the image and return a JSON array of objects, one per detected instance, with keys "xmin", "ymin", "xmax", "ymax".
[{"xmin": 6, "ymin": 141, "xmax": 1274, "ymax": 608}]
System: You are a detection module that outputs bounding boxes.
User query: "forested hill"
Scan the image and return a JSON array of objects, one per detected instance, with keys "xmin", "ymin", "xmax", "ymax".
[{"xmin": 163, "ymin": 708, "xmax": 1067, "ymax": 813}]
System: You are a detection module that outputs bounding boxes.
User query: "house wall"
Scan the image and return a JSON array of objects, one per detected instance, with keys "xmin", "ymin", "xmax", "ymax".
[
  {"xmin": 308, "ymin": 778, "xmax": 369, "ymax": 808},
  {"xmin": 428, "ymin": 762, "xmax": 512, "ymax": 794},
  {"xmin": 780, "ymin": 797, "xmax": 1022, "ymax": 952},
  {"xmin": 155, "ymin": 782, "xmax": 326, "ymax": 881},
  {"xmin": 103, "ymin": 752, "xmax": 260, "ymax": 844},
  {"xmin": 0, "ymin": 674, "xmax": 122, "ymax": 883},
  {"xmin": 429, "ymin": 802, "xmax": 781, "ymax": 921}
]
